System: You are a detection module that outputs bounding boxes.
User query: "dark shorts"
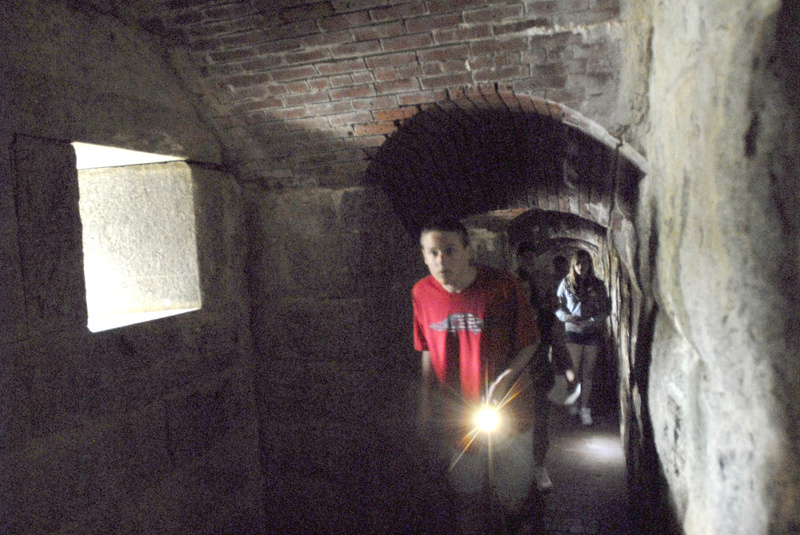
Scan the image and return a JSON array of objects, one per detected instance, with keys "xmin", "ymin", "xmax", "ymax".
[{"xmin": 564, "ymin": 330, "xmax": 603, "ymax": 347}]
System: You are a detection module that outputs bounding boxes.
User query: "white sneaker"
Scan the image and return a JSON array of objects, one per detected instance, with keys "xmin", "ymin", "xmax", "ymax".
[
  {"xmin": 569, "ymin": 404, "xmax": 579, "ymax": 416},
  {"xmin": 580, "ymin": 407, "xmax": 593, "ymax": 426},
  {"xmin": 535, "ymin": 466, "xmax": 553, "ymax": 492}
]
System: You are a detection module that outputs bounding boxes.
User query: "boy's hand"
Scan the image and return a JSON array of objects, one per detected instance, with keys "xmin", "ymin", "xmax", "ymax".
[{"xmin": 487, "ymin": 369, "xmax": 513, "ymax": 405}]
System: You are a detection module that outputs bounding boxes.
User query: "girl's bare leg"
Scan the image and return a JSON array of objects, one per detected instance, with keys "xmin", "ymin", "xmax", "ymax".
[{"xmin": 565, "ymin": 343, "xmax": 583, "ymax": 378}]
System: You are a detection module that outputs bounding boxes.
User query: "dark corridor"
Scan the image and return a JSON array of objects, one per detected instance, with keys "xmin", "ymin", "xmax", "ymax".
[{"xmin": 531, "ymin": 378, "xmax": 630, "ymax": 535}]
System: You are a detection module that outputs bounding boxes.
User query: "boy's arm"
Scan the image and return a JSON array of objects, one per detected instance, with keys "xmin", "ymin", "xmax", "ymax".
[
  {"xmin": 418, "ymin": 350, "xmax": 434, "ymax": 433},
  {"xmin": 506, "ymin": 343, "xmax": 537, "ymax": 384},
  {"xmin": 487, "ymin": 342, "xmax": 538, "ymax": 404},
  {"xmin": 487, "ymin": 274, "xmax": 541, "ymax": 402}
]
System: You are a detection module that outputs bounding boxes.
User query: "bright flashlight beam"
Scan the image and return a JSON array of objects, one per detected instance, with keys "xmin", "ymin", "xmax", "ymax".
[
  {"xmin": 449, "ymin": 373, "xmax": 529, "ymax": 472},
  {"xmin": 475, "ymin": 405, "xmax": 500, "ymax": 432},
  {"xmin": 449, "ymin": 404, "xmax": 502, "ymax": 471}
]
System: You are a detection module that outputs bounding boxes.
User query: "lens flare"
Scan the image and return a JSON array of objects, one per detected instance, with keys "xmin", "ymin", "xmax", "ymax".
[
  {"xmin": 449, "ymin": 371, "xmax": 528, "ymax": 472},
  {"xmin": 475, "ymin": 404, "xmax": 500, "ymax": 433}
]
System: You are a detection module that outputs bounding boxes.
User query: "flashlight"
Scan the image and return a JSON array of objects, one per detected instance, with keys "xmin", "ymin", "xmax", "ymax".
[{"xmin": 475, "ymin": 404, "xmax": 501, "ymax": 433}]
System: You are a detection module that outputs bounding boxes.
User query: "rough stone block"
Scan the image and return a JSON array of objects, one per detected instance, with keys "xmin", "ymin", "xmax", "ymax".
[
  {"xmin": 165, "ymin": 380, "xmax": 242, "ymax": 466},
  {"xmin": 13, "ymin": 136, "xmax": 86, "ymax": 326}
]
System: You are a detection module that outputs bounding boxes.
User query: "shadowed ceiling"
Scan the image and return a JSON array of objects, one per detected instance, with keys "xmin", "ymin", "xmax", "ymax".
[{"xmin": 365, "ymin": 89, "xmax": 644, "ymax": 237}]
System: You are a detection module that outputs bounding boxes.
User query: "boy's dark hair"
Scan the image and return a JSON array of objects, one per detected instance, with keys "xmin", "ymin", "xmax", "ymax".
[{"xmin": 419, "ymin": 216, "xmax": 469, "ymax": 247}]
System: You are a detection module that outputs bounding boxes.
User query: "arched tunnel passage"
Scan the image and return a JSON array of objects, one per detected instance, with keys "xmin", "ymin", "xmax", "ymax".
[
  {"xmin": 363, "ymin": 88, "xmax": 646, "ymax": 237},
  {"xmin": 364, "ymin": 89, "xmax": 661, "ymax": 533}
]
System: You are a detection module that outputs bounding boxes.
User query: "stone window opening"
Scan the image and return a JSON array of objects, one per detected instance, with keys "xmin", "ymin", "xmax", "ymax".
[{"xmin": 72, "ymin": 142, "xmax": 201, "ymax": 332}]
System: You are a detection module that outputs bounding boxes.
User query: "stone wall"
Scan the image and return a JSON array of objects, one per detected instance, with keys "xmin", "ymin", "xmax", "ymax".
[
  {"xmin": 244, "ymin": 183, "xmax": 431, "ymax": 532},
  {"xmin": 629, "ymin": 0, "xmax": 800, "ymax": 533},
  {"xmin": 0, "ymin": 2, "xmax": 262, "ymax": 534}
]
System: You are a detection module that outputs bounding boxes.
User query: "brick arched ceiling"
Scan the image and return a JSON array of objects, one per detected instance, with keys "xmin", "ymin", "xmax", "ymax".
[
  {"xmin": 505, "ymin": 210, "xmax": 607, "ymax": 267},
  {"xmin": 72, "ymin": 0, "xmax": 641, "ymax": 190},
  {"xmin": 469, "ymin": 208, "xmax": 605, "ymax": 265},
  {"xmin": 506, "ymin": 209, "xmax": 607, "ymax": 249},
  {"xmin": 365, "ymin": 89, "xmax": 644, "ymax": 236}
]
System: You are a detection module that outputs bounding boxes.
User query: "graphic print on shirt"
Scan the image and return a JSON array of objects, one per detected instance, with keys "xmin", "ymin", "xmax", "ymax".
[{"xmin": 429, "ymin": 312, "xmax": 483, "ymax": 334}]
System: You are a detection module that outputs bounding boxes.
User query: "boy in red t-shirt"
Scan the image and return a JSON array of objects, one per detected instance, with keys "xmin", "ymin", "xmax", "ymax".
[{"xmin": 413, "ymin": 217, "xmax": 540, "ymax": 534}]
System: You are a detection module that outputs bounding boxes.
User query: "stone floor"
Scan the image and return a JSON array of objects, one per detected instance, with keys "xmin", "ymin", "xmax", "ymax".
[
  {"xmin": 519, "ymin": 402, "xmax": 632, "ymax": 535},
  {"xmin": 391, "ymin": 369, "xmax": 634, "ymax": 535}
]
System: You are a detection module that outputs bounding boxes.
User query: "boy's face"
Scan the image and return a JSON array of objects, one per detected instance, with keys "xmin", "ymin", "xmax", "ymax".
[{"xmin": 420, "ymin": 230, "xmax": 472, "ymax": 288}]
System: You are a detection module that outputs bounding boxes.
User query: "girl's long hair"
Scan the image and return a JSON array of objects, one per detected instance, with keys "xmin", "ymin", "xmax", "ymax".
[{"xmin": 565, "ymin": 250, "xmax": 594, "ymax": 292}]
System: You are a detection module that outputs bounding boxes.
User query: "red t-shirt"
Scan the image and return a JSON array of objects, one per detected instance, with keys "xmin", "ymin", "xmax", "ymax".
[{"xmin": 413, "ymin": 266, "xmax": 540, "ymax": 401}]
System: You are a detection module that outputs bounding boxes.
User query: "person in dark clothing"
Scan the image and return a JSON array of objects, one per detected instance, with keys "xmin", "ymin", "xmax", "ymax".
[{"xmin": 515, "ymin": 244, "xmax": 575, "ymax": 491}]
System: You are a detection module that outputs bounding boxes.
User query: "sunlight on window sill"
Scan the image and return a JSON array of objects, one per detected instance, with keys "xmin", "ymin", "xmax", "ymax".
[{"xmin": 88, "ymin": 307, "xmax": 201, "ymax": 333}]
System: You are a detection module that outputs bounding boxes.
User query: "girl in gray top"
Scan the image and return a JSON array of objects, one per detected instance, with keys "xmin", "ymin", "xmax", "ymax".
[{"xmin": 556, "ymin": 250, "xmax": 609, "ymax": 425}]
